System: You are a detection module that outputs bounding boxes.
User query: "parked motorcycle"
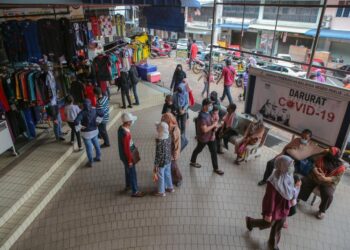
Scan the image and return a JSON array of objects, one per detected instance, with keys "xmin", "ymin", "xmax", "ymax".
[
  {"xmin": 150, "ymin": 43, "xmax": 172, "ymax": 58},
  {"xmin": 191, "ymin": 58, "xmax": 206, "ymax": 74}
]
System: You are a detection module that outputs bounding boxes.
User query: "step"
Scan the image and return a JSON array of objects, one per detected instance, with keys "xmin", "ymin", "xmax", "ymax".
[{"xmin": 0, "ymin": 85, "xmax": 165, "ymax": 250}]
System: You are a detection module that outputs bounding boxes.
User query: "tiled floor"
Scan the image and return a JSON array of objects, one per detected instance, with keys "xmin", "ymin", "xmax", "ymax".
[{"xmin": 10, "ymin": 105, "xmax": 350, "ymax": 250}]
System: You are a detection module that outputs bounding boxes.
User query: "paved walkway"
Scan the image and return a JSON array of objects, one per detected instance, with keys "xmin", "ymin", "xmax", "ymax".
[{"xmin": 11, "ymin": 105, "xmax": 350, "ymax": 250}]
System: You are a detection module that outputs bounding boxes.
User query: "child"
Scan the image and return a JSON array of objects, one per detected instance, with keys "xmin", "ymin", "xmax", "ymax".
[
  {"xmin": 64, "ymin": 95, "xmax": 82, "ymax": 150},
  {"xmin": 284, "ymin": 175, "xmax": 302, "ymax": 228},
  {"xmin": 210, "ymin": 105, "xmax": 220, "ymax": 141},
  {"xmin": 198, "ymin": 69, "xmax": 214, "ymax": 97},
  {"xmin": 162, "ymin": 94, "xmax": 175, "ymax": 115},
  {"xmin": 85, "ymin": 81, "xmax": 96, "ymax": 107},
  {"xmin": 154, "ymin": 122, "xmax": 174, "ymax": 197}
]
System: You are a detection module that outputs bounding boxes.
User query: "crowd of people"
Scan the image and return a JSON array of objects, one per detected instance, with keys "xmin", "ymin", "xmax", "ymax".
[{"xmin": 61, "ymin": 60, "xmax": 347, "ymax": 250}]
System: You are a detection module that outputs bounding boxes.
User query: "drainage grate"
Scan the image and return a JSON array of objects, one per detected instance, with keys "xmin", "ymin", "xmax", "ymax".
[{"xmin": 264, "ymin": 134, "xmax": 284, "ymax": 148}]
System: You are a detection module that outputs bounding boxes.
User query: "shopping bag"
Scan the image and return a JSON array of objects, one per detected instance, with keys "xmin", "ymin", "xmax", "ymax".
[{"xmin": 131, "ymin": 146, "xmax": 141, "ymax": 164}]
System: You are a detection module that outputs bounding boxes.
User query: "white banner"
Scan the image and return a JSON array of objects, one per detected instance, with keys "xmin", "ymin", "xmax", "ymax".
[{"xmin": 248, "ymin": 68, "xmax": 350, "ymax": 146}]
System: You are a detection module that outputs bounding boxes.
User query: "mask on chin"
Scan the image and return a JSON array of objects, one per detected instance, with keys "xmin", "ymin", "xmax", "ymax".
[{"xmin": 300, "ymin": 139, "xmax": 308, "ymax": 145}]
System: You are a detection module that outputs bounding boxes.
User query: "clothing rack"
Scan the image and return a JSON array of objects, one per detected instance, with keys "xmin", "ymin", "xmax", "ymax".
[{"xmin": 104, "ymin": 42, "xmax": 129, "ymax": 54}]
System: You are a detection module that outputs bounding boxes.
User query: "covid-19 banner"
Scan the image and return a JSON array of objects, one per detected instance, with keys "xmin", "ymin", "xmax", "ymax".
[{"xmin": 245, "ymin": 68, "xmax": 350, "ymax": 149}]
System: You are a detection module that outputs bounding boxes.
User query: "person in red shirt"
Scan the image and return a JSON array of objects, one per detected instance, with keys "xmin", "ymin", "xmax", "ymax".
[
  {"xmin": 189, "ymin": 40, "xmax": 198, "ymax": 70},
  {"xmin": 216, "ymin": 59, "xmax": 236, "ymax": 105},
  {"xmin": 84, "ymin": 81, "xmax": 96, "ymax": 107},
  {"xmin": 246, "ymin": 155, "xmax": 295, "ymax": 250}
]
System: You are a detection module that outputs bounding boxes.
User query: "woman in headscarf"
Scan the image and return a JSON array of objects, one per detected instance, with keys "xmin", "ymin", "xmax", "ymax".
[
  {"xmin": 235, "ymin": 113, "xmax": 265, "ymax": 164},
  {"xmin": 161, "ymin": 112, "xmax": 183, "ymax": 186},
  {"xmin": 74, "ymin": 99, "xmax": 104, "ymax": 167},
  {"xmin": 153, "ymin": 122, "xmax": 174, "ymax": 197},
  {"xmin": 298, "ymin": 147, "xmax": 346, "ymax": 219},
  {"xmin": 315, "ymin": 69, "xmax": 325, "ymax": 83},
  {"xmin": 170, "ymin": 64, "xmax": 187, "ymax": 92},
  {"xmin": 173, "ymin": 83, "xmax": 189, "ymax": 135},
  {"xmin": 246, "ymin": 156, "xmax": 295, "ymax": 250}
]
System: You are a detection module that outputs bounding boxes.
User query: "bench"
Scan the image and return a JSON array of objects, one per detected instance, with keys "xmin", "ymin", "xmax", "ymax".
[{"xmin": 227, "ymin": 114, "xmax": 270, "ymax": 162}]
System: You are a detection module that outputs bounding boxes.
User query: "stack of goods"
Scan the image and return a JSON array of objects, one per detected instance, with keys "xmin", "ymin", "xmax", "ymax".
[{"xmin": 136, "ymin": 64, "xmax": 157, "ymax": 81}]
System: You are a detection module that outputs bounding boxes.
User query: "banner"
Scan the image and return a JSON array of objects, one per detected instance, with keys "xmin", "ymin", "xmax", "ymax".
[{"xmin": 246, "ymin": 68, "xmax": 350, "ymax": 149}]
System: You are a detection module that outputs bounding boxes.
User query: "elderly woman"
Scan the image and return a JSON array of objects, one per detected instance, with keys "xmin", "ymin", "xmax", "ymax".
[
  {"xmin": 235, "ymin": 113, "xmax": 265, "ymax": 164},
  {"xmin": 161, "ymin": 112, "xmax": 183, "ymax": 186},
  {"xmin": 246, "ymin": 155, "xmax": 295, "ymax": 250},
  {"xmin": 298, "ymin": 147, "xmax": 346, "ymax": 219}
]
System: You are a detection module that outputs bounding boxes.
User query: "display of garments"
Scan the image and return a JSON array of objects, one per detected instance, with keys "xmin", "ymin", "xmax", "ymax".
[
  {"xmin": 19, "ymin": 20, "xmax": 42, "ymax": 62},
  {"xmin": 37, "ymin": 19, "xmax": 64, "ymax": 59},
  {"xmin": 45, "ymin": 71, "xmax": 58, "ymax": 106},
  {"xmin": 92, "ymin": 55, "xmax": 112, "ymax": 81},
  {"xmin": 90, "ymin": 16, "xmax": 101, "ymax": 37},
  {"xmin": 99, "ymin": 16, "xmax": 113, "ymax": 36},
  {"xmin": 0, "ymin": 26, "xmax": 9, "ymax": 65},
  {"xmin": 109, "ymin": 53, "xmax": 120, "ymax": 78},
  {"xmin": 1, "ymin": 21, "xmax": 27, "ymax": 63},
  {"xmin": 22, "ymin": 108, "xmax": 36, "ymax": 138},
  {"xmin": 0, "ymin": 78, "xmax": 10, "ymax": 111},
  {"xmin": 59, "ymin": 18, "xmax": 76, "ymax": 62}
]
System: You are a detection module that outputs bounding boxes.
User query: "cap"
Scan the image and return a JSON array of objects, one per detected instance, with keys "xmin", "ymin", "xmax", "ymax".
[{"xmin": 121, "ymin": 112, "xmax": 137, "ymax": 123}]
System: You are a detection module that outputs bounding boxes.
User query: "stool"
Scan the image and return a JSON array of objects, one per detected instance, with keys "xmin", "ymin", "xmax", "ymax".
[{"xmin": 310, "ymin": 186, "xmax": 321, "ymax": 206}]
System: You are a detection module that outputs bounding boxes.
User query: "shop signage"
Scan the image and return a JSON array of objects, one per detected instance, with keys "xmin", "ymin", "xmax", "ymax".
[{"xmin": 245, "ymin": 67, "xmax": 350, "ymax": 150}]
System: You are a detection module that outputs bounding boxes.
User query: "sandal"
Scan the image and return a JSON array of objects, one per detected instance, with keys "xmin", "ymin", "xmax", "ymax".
[
  {"xmin": 153, "ymin": 192, "xmax": 166, "ymax": 197},
  {"xmin": 165, "ymin": 188, "xmax": 175, "ymax": 193},
  {"xmin": 131, "ymin": 191, "xmax": 144, "ymax": 197},
  {"xmin": 245, "ymin": 217, "xmax": 253, "ymax": 231},
  {"xmin": 190, "ymin": 162, "xmax": 202, "ymax": 168},
  {"xmin": 214, "ymin": 169, "xmax": 224, "ymax": 175}
]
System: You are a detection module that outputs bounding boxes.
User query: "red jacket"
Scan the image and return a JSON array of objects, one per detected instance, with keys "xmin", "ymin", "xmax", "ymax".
[{"xmin": 190, "ymin": 43, "xmax": 198, "ymax": 59}]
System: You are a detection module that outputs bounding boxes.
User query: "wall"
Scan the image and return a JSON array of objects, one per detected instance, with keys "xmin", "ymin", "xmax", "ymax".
[{"xmin": 324, "ymin": 4, "xmax": 350, "ymax": 31}]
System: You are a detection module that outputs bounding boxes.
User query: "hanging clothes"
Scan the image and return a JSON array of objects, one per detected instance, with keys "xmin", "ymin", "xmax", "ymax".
[
  {"xmin": 99, "ymin": 16, "xmax": 113, "ymax": 37},
  {"xmin": 89, "ymin": 16, "xmax": 101, "ymax": 38},
  {"xmin": 0, "ymin": 25, "xmax": 9, "ymax": 65},
  {"xmin": 1, "ymin": 20, "xmax": 27, "ymax": 63},
  {"xmin": 19, "ymin": 20, "xmax": 42, "ymax": 62},
  {"xmin": 92, "ymin": 54, "xmax": 112, "ymax": 82},
  {"xmin": 37, "ymin": 19, "xmax": 64, "ymax": 60}
]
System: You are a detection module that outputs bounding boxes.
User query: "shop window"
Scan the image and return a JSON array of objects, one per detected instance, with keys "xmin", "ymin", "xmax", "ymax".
[{"xmin": 336, "ymin": 1, "xmax": 350, "ymax": 17}]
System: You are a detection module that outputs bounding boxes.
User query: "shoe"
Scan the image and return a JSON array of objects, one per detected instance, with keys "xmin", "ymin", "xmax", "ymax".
[
  {"xmin": 58, "ymin": 137, "xmax": 65, "ymax": 141},
  {"xmin": 165, "ymin": 188, "xmax": 175, "ymax": 193},
  {"xmin": 153, "ymin": 192, "xmax": 166, "ymax": 197},
  {"xmin": 86, "ymin": 162, "xmax": 93, "ymax": 168},
  {"xmin": 190, "ymin": 162, "xmax": 201, "ymax": 168},
  {"xmin": 245, "ymin": 217, "xmax": 253, "ymax": 231},
  {"xmin": 258, "ymin": 180, "xmax": 267, "ymax": 186},
  {"xmin": 133, "ymin": 103, "xmax": 139, "ymax": 106},
  {"xmin": 127, "ymin": 105, "xmax": 133, "ymax": 108},
  {"xmin": 214, "ymin": 169, "xmax": 224, "ymax": 175},
  {"xmin": 223, "ymin": 143, "xmax": 229, "ymax": 150},
  {"xmin": 93, "ymin": 157, "xmax": 101, "ymax": 162},
  {"xmin": 121, "ymin": 106, "xmax": 126, "ymax": 109},
  {"xmin": 101, "ymin": 144, "xmax": 110, "ymax": 148},
  {"xmin": 316, "ymin": 212, "xmax": 325, "ymax": 220},
  {"xmin": 131, "ymin": 191, "xmax": 145, "ymax": 197},
  {"xmin": 175, "ymin": 181, "xmax": 183, "ymax": 187}
]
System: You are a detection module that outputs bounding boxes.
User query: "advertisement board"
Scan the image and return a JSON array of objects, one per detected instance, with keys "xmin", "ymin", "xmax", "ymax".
[{"xmin": 245, "ymin": 68, "xmax": 350, "ymax": 150}]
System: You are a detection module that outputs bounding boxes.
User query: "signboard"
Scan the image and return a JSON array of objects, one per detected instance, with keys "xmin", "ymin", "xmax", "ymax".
[{"xmin": 245, "ymin": 67, "xmax": 350, "ymax": 150}]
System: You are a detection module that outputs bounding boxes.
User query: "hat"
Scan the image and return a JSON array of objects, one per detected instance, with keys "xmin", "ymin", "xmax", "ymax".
[
  {"xmin": 121, "ymin": 113, "xmax": 137, "ymax": 123},
  {"xmin": 155, "ymin": 122, "xmax": 169, "ymax": 140}
]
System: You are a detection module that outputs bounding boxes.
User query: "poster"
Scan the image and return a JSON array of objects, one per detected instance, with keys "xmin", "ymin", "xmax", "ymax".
[{"xmin": 246, "ymin": 68, "xmax": 350, "ymax": 148}]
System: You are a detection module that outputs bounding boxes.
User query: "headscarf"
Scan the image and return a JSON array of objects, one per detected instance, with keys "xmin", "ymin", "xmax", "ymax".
[
  {"xmin": 316, "ymin": 147, "xmax": 345, "ymax": 177},
  {"xmin": 156, "ymin": 122, "xmax": 169, "ymax": 140},
  {"xmin": 176, "ymin": 83, "xmax": 188, "ymax": 107},
  {"xmin": 161, "ymin": 112, "xmax": 178, "ymax": 130},
  {"xmin": 316, "ymin": 69, "xmax": 325, "ymax": 83},
  {"xmin": 268, "ymin": 155, "xmax": 295, "ymax": 200}
]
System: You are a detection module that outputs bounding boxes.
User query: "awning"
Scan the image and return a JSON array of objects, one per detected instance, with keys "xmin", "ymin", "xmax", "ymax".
[
  {"xmin": 304, "ymin": 29, "xmax": 350, "ymax": 40},
  {"xmin": 249, "ymin": 23, "xmax": 309, "ymax": 34},
  {"xmin": 217, "ymin": 23, "xmax": 249, "ymax": 31},
  {"xmin": 181, "ymin": 0, "xmax": 201, "ymax": 7},
  {"xmin": 185, "ymin": 27, "xmax": 211, "ymax": 35}
]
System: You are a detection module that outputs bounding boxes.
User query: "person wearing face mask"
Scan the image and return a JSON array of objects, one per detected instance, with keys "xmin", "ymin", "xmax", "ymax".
[
  {"xmin": 118, "ymin": 112, "xmax": 144, "ymax": 197},
  {"xmin": 246, "ymin": 155, "xmax": 295, "ymax": 250},
  {"xmin": 173, "ymin": 83, "xmax": 189, "ymax": 135},
  {"xmin": 190, "ymin": 98, "xmax": 224, "ymax": 175},
  {"xmin": 234, "ymin": 113, "xmax": 265, "ymax": 165},
  {"xmin": 258, "ymin": 129, "xmax": 313, "ymax": 186},
  {"xmin": 170, "ymin": 64, "xmax": 187, "ymax": 92},
  {"xmin": 298, "ymin": 147, "xmax": 346, "ymax": 220}
]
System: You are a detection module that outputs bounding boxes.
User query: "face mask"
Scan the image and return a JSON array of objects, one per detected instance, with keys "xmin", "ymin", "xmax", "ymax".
[
  {"xmin": 300, "ymin": 139, "xmax": 308, "ymax": 145},
  {"xmin": 208, "ymin": 105, "xmax": 213, "ymax": 112},
  {"xmin": 288, "ymin": 164, "xmax": 295, "ymax": 175}
]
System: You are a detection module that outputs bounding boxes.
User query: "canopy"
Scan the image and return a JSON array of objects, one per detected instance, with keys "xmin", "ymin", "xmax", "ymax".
[
  {"xmin": 304, "ymin": 29, "xmax": 350, "ymax": 40},
  {"xmin": 218, "ymin": 23, "xmax": 249, "ymax": 31},
  {"xmin": 249, "ymin": 23, "xmax": 309, "ymax": 34}
]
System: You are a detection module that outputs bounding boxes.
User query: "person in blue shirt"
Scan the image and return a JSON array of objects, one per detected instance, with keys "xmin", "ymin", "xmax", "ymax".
[{"xmin": 173, "ymin": 83, "xmax": 189, "ymax": 135}]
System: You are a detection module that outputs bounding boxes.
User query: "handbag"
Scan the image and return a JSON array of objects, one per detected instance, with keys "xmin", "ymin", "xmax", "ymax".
[
  {"xmin": 181, "ymin": 134, "xmax": 188, "ymax": 152},
  {"xmin": 131, "ymin": 146, "xmax": 141, "ymax": 164}
]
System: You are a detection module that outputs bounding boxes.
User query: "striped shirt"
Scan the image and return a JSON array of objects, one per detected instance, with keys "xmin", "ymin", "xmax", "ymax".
[{"xmin": 96, "ymin": 96, "xmax": 109, "ymax": 123}]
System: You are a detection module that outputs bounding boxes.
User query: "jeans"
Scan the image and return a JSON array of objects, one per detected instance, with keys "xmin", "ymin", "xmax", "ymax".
[
  {"xmin": 121, "ymin": 88, "xmax": 132, "ymax": 107},
  {"xmin": 98, "ymin": 122, "xmax": 110, "ymax": 146},
  {"xmin": 190, "ymin": 140, "xmax": 218, "ymax": 170},
  {"xmin": 201, "ymin": 82, "xmax": 209, "ymax": 97},
  {"xmin": 68, "ymin": 121, "xmax": 82, "ymax": 148},
  {"xmin": 132, "ymin": 84, "xmax": 140, "ymax": 105},
  {"xmin": 83, "ymin": 135, "xmax": 101, "ymax": 163},
  {"xmin": 123, "ymin": 162, "xmax": 138, "ymax": 194},
  {"xmin": 53, "ymin": 112, "xmax": 63, "ymax": 140},
  {"xmin": 177, "ymin": 113, "xmax": 187, "ymax": 135},
  {"xmin": 221, "ymin": 85, "xmax": 233, "ymax": 104},
  {"xmin": 157, "ymin": 163, "xmax": 173, "ymax": 193}
]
